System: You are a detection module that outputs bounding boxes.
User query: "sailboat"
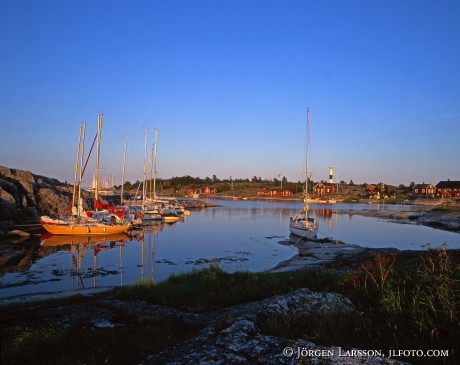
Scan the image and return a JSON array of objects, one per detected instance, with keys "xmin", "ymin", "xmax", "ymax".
[
  {"xmin": 41, "ymin": 115, "xmax": 131, "ymax": 235},
  {"xmin": 138, "ymin": 128, "xmax": 163, "ymax": 221},
  {"xmin": 289, "ymin": 107, "xmax": 319, "ymax": 239}
]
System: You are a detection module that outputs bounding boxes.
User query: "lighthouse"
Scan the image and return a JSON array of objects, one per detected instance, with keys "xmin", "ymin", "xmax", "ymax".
[{"xmin": 329, "ymin": 166, "xmax": 334, "ymax": 183}]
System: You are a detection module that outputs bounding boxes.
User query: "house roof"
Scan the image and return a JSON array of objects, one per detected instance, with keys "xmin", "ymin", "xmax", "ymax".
[
  {"xmin": 314, "ymin": 182, "xmax": 335, "ymax": 187},
  {"xmin": 270, "ymin": 187, "xmax": 291, "ymax": 192},
  {"xmin": 436, "ymin": 181, "xmax": 460, "ymax": 189},
  {"xmin": 413, "ymin": 183, "xmax": 434, "ymax": 189}
]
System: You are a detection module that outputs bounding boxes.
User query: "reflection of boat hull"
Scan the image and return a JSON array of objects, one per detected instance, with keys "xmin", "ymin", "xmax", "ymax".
[
  {"xmin": 41, "ymin": 233, "xmax": 129, "ymax": 246},
  {"xmin": 308, "ymin": 198, "xmax": 336, "ymax": 204},
  {"xmin": 42, "ymin": 223, "xmax": 131, "ymax": 235}
]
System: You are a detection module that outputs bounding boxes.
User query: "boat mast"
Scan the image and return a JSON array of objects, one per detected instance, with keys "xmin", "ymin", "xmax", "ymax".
[
  {"xmin": 150, "ymin": 144, "xmax": 154, "ymax": 199},
  {"xmin": 72, "ymin": 124, "xmax": 82, "ymax": 214},
  {"xmin": 121, "ymin": 136, "xmax": 128, "ymax": 205},
  {"xmin": 305, "ymin": 107, "xmax": 311, "ymax": 213},
  {"xmin": 153, "ymin": 128, "xmax": 158, "ymax": 200},
  {"xmin": 77, "ymin": 122, "xmax": 86, "ymax": 217},
  {"xmin": 142, "ymin": 127, "xmax": 149, "ymax": 207},
  {"xmin": 95, "ymin": 114, "xmax": 103, "ymax": 211}
]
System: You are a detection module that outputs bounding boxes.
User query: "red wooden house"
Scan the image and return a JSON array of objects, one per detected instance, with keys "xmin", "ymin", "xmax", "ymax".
[
  {"xmin": 257, "ymin": 188, "xmax": 269, "ymax": 196},
  {"xmin": 257, "ymin": 188, "xmax": 292, "ymax": 197},
  {"xmin": 199, "ymin": 186, "xmax": 217, "ymax": 195},
  {"xmin": 366, "ymin": 184, "xmax": 378, "ymax": 193},
  {"xmin": 313, "ymin": 182, "xmax": 335, "ymax": 195},
  {"xmin": 366, "ymin": 183, "xmax": 387, "ymax": 193},
  {"xmin": 435, "ymin": 181, "xmax": 460, "ymax": 198},
  {"xmin": 269, "ymin": 188, "xmax": 292, "ymax": 197},
  {"xmin": 412, "ymin": 183, "xmax": 436, "ymax": 196}
]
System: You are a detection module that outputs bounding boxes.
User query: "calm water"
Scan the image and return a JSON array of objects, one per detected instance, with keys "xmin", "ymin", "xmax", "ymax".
[{"xmin": 1, "ymin": 200, "xmax": 459, "ymax": 299}]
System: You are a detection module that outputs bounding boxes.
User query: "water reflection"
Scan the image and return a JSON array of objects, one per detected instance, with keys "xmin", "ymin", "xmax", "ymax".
[
  {"xmin": 41, "ymin": 233, "xmax": 129, "ymax": 289},
  {"xmin": 0, "ymin": 201, "xmax": 459, "ymax": 299}
]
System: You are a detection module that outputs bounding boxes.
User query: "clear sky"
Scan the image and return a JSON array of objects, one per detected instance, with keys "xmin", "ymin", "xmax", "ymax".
[{"xmin": 1, "ymin": 0, "xmax": 459, "ymax": 187}]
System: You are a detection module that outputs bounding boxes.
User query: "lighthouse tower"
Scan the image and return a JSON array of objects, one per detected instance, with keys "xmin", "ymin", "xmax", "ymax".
[{"xmin": 329, "ymin": 166, "xmax": 334, "ymax": 183}]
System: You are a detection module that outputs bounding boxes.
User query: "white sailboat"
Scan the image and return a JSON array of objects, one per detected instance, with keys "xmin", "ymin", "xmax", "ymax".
[
  {"xmin": 140, "ymin": 128, "xmax": 162, "ymax": 221},
  {"xmin": 289, "ymin": 107, "xmax": 319, "ymax": 239}
]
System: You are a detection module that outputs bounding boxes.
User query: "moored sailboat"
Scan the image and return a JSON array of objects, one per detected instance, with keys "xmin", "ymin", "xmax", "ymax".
[
  {"xmin": 41, "ymin": 221, "xmax": 131, "ymax": 235},
  {"xmin": 41, "ymin": 114, "xmax": 131, "ymax": 235},
  {"xmin": 289, "ymin": 107, "xmax": 319, "ymax": 239}
]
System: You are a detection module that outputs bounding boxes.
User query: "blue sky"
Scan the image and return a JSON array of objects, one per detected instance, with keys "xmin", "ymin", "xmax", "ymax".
[{"xmin": 1, "ymin": 0, "xmax": 459, "ymax": 187}]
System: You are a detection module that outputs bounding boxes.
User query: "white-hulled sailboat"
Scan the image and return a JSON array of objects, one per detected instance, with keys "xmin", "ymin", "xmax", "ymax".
[{"xmin": 289, "ymin": 107, "xmax": 319, "ymax": 239}]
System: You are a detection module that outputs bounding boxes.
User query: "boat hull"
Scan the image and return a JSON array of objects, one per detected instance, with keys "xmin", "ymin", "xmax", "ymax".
[
  {"xmin": 288, "ymin": 224, "xmax": 317, "ymax": 239},
  {"xmin": 142, "ymin": 212, "xmax": 162, "ymax": 220},
  {"xmin": 163, "ymin": 215, "xmax": 180, "ymax": 223},
  {"xmin": 42, "ymin": 223, "xmax": 131, "ymax": 235}
]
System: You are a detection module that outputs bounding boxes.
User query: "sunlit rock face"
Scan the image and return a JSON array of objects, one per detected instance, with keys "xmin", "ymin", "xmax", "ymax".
[{"xmin": 0, "ymin": 166, "xmax": 92, "ymax": 222}]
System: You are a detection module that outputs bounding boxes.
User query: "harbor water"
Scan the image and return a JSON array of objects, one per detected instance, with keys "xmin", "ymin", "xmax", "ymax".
[{"xmin": 1, "ymin": 200, "xmax": 459, "ymax": 299}]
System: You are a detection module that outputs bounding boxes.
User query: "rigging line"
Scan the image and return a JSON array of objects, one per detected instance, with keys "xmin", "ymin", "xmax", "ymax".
[
  {"xmin": 69, "ymin": 131, "xmax": 98, "ymax": 212},
  {"xmin": 76, "ymin": 131, "xmax": 98, "ymax": 187}
]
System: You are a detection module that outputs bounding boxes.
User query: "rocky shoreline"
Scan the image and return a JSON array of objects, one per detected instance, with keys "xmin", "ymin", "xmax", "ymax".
[
  {"xmin": 1, "ymin": 282, "xmax": 415, "ymax": 365},
  {"xmin": 335, "ymin": 207, "xmax": 460, "ymax": 232}
]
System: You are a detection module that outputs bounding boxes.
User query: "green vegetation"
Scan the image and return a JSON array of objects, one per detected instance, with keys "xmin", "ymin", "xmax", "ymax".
[
  {"xmin": 1, "ymin": 249, "xmax": 459, "ymax": 365},
  {"xmin": 114, "ymin": 264, "xmax": 341, "ymax": 311}
]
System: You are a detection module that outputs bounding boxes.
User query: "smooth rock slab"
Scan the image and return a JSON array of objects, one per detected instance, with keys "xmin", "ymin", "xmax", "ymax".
[{"xmin": 139, "ymin": 317, "xmax": 410, "ymax": 365}]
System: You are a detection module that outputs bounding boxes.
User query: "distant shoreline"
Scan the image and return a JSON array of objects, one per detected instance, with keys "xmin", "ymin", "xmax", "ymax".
[{"xmin": 335, "ymin": 207, "xmax": 460, "ymax": 233}]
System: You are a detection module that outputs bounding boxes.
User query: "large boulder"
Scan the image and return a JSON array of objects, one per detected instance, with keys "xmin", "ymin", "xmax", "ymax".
[
  {"xmin": 0, "ymin": 166, "xmax": 14, "ymax": 179},
  {"xmin": 35, "ymin": 187, "xmax": 71, "ymax": 216},
  {"xmin": 0, "ymin": 182, "xmax": 18, "ymax": 220},
  {"xmin": 0, "ymin": 166, "xmax": 81, "ymax": 222},
  {"xmin": 140, "ymin": 318, "xmax": 408, "ymax": 365}
]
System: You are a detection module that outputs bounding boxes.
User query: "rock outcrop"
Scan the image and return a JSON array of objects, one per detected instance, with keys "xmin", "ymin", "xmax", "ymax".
[
  {"xmin": 33, "ymin": 288, "xmax": 408, "ymax": 365},
  {"xmin": 0, "ymin": 166, "xmax": 92, "ymax": 225}
]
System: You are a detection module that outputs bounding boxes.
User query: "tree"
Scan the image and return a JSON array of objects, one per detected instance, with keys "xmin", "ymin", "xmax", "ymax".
[{"xmin": 349, "ymin": 179, "xmax": 355, "ymax": 186}]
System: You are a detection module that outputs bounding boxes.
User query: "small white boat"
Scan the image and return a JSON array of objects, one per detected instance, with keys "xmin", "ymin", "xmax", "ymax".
[
  {"xmin": 289, "ymin": 107, "xmax": 319, "ymax": 239},
  {"xmin": 141, "ymin": 202, "xmax": 163, "ymax": 221},
  {"xmin": 289, "ymin": 207, "xmax": 319, "ymax": 239},
  {"xmin": 162, "ymin": 213, "xmax": 181, "ymax": 223}
]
